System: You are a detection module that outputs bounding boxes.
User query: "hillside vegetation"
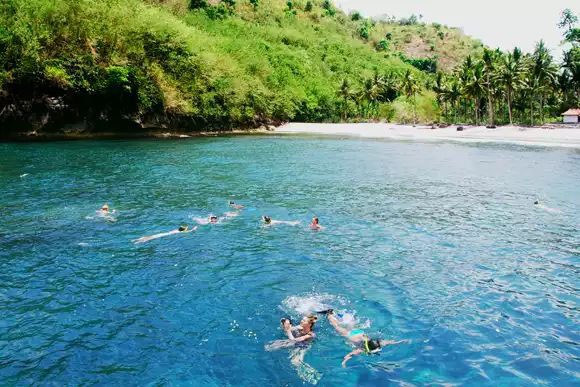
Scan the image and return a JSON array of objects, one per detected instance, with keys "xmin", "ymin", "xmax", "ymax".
[{"xmin": 0, "ymin": 0, "xmax": 485, "ymax": 135}]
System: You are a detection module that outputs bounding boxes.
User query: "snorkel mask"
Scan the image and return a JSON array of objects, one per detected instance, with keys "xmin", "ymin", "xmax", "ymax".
[{"xmin": 364, "ymin": 339, "xmax": 382, "ymax": 354}]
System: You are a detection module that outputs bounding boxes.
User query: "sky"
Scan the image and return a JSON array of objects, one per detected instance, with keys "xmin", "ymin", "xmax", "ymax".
[{"xmin": 335, "ymin": 0, "xmax": 580, "ymax": 58}]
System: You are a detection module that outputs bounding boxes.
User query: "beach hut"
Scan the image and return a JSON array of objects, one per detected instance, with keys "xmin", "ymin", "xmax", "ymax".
[{"xmin": 562, "ymin": 109, "xmax": 580, "ymax": 124}]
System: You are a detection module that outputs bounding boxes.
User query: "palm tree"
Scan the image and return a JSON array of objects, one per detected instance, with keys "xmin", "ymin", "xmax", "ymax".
[
  {"xmin": 401, "ymin": 69, "xmax": 420, "ymax": 124},
  {"xmin": 338, "ymin": 79, "xmax": 352, "ymax": 121},
  {"xmin": 496, "ymin": 47, "xmax": 525, "ymax": 125},
  {"xmin": 531, "ymin": 41, "xmax": 558, "ymax": 125},
  {"xmin": 433, "ymin": 72, "xmax": 448, "ymax": 118},
  {"xmin": 482, "ymin": 48, "xmax": 498, "ymax": 126},
  {"xmin": 463, "ymin": 60, "xmax": 486, "ymax": 125},
  {"xmin": 446, "ymin": 79, "xmax": 461, "ymax": 124},
  {"xmin": 458, "ymin": 56, "xmax": 474, "ymax": 123},
  {"xmin": 360, "ymin": 78, "xmax": 380, "ymax": 118}
]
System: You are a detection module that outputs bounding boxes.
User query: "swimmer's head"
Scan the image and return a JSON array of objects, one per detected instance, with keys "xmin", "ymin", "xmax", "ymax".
[
  {"xmin": 263, "ymin": 216, "xmax": 272, "ymax": 224},
  {"xmin": 101, "ymin": 204, "xmax": 109, "ymax": 211},
  {"xmin": 229, "ymin": 200, "xmax": 235, "ymax": 205},
  {"xmin": 364, "ymin": 338, "xmax": 382, "ymax": 354},
  {"xmin": 312, "ymin": 217, "xmax": 319, "ymax": 224},
  {"xmin": 178, "ymin": 225, "xmax": 187, "ymax": 232},
  {"xmin": 300, "ymin": 315, "xmax": 318, "ymax": 330},
  {"xmin": 210, "ymin": 215, "xmax": 218, "ymax": 223},
  {"xmin": 534, "ymin": 200, "xmax": 539, "ymax": 205}
]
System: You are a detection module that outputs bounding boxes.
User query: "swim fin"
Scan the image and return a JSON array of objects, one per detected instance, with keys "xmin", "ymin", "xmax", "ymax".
[{"xmin": 316, "ymin": 309, "xmax": 334, "ymax": 315}]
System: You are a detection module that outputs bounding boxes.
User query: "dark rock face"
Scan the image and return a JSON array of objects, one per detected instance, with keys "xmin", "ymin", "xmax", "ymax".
[{"xmin": 0, "ymin": 91, "xmax": 277, "ymax": 140}]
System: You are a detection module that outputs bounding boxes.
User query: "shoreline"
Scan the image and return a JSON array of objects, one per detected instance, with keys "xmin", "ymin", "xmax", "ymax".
[
  {"xmin": 0, "ymin": 128, "xmax": 272, "ymax": 142},
  {"xmin": 2, "ymin": 123, "xmax": 580, "ymax": 148},
  {"xmin": 274, "ymin": 123, "xmax": 580, "ymax": 149}
]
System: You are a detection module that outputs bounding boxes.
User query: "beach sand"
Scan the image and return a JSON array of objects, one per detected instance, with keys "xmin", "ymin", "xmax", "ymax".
[{"xmin": 275, "ymin": 123, "xmax": 580, "ymax": 148}]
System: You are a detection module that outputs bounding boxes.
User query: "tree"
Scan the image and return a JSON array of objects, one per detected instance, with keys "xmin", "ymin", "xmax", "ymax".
[
  {"xmin": 482, "ymin": 48, "xmax": 498, "ymax": 126},
  {"xmin": 463, "ymin": 60, "xmax": 485, "ymax": 125},
  {"xmin": 558, "ymin": 9, "xmax": 578, "ymax": 34},
  {"xmin": 496, "ymin": 48, "xmax": 525, "ymax": 125},
  {"xmin": 401, "ymin": 69, "xmax": 420, "ymax": 124},
  {"xmin": 338, "ymin": 79, "xmax": 352, "ymax": 120},
  {"xmin": 531, "ymin": 41, "xmax": 558, "ymax": 124}
]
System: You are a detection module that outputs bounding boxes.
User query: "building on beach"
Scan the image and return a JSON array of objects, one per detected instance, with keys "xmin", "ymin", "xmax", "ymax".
[{"xmin": 562, "ymin": 109, "xmax": 580, "ymax": 124}]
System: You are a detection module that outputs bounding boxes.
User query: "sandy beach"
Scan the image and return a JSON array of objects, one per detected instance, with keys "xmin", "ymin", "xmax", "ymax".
[{"xmin": 275, "ymin": 123, "xmax": 580, "ymax": 148}]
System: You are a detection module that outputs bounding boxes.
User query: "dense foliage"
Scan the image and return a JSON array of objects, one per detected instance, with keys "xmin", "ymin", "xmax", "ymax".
[
  {"xmin": 0, "ymin": 0, "xmax": 483, "ymax": 131},
  {"xmin": 3, "ymin": 0, "xmax": 572, "ymax": 131},
  {"xmin": 431, "ymin": 9, "xmax": 580, "ymax": 126}
]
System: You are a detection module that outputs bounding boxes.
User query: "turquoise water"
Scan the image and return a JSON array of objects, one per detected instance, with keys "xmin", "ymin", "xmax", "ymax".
[{"xmin": 1, "ymin": 136, "xmax": 579, "ymax": 385}]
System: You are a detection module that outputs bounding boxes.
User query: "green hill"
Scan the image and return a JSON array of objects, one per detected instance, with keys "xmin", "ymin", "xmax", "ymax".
[{"xmin": 0, "ymin": 0, "xmax": 482, "ymax": 136}]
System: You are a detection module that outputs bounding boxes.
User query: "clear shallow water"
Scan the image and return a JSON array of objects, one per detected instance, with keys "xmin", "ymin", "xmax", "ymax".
[{"xmin": 0, "ymin": 136, "xmax": 579, "ymax": 386}]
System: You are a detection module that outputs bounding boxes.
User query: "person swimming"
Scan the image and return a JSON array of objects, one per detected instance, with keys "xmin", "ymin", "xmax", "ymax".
[
  {"xmin": 262, "ymin": 216, "xmax": 300, "ymax": 226},
  {"xmin": 534, "ymin": 200, "xmax": 540, "ymax": 205},
  {"xmin": 132, "ymin": 225, "xmax": 196, "ymax": 244},
  {"xmin": 322, "ymin": 309, "xmax": 406, "ymax": 367},
  {"xmin": 265, "ymin": 315, "xmax": 321, "ymax": 383},
  {"xmin": 310, "ymin": 217, "xmax": 323, "ymax": 230},
  {"xmin": 229, "ymin": 200, "xmax": 244, "ymax": 210},
  {"xmin": 210, "ymin": 215, "xmax": 219, "ymax": 224}
]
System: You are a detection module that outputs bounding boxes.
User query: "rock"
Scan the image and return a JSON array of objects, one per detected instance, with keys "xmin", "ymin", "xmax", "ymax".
[
  {"xmin": 486, "ymin": 125, "xmax": 497, "ymax": 129},
  {"xmin": 457, "ymin": 126, "xmax": 464, "ymax": 131}
]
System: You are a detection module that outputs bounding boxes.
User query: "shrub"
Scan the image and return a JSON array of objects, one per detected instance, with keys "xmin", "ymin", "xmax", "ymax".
[
  {"xmin": 304, "ymin": 1, "xmax": 313, "ymax": 12},
  {"xmin": 376, "ymin": 39, "xmax": 389, "ymax": 51},
  {"xmin": 350, "ymin": 11, "xmax": 361, "ymax": 21},
  {"xmin": 322, "ymin": 0, "xmax": 335, "ymax": 16},
  {"xmin": 44, "ymin": 65, "xmax": 71, "ymax": 89},
  {"xmin": 189, "ymin": 0, "xmax": 207, "ymax": 9}
]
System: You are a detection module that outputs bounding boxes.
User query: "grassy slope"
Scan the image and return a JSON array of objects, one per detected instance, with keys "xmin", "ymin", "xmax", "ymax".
[
  {"xmin": 0, "ymin": 0, "xmax": 483, "ymax": 132},
  {"xmin": 374, "ymin": 23, "xmax": 484, "ymax": 72}
]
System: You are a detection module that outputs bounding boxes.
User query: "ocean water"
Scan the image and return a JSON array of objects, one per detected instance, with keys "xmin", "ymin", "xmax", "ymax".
[{"xmin": 0, "ymin": 136, "xmax": 579, "ymax": 386}]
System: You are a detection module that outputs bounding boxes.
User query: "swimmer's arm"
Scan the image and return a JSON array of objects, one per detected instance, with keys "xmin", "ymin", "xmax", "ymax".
[
  {"xmin": 380, "ymin": 339, "xmax": 408, "ymax": 346},
  {"xmin": 342, "ymin": 349, "xmax": 363, "ymax": 367},
  {"xmin": 292, "ymin": 332, "xmax": 315, "ymax": 343}
]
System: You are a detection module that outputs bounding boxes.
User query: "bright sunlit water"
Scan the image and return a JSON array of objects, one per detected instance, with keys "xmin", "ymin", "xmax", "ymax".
[{"xmin": 1, "ymin": 136, "xmax": 579, "ymax": 385}]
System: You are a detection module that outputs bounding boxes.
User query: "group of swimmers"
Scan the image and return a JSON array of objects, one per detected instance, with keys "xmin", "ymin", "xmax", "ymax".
[
  {"xmin": 269, "ymin": 309, "xmax": 406, "ymax": 370},
  {"xmin": 95, "ymin": 201, "xmax": 324, "ymax": 245},
  {"xmin": 97, "ymin": 200, "xmax": 403, "ymax": 373}
]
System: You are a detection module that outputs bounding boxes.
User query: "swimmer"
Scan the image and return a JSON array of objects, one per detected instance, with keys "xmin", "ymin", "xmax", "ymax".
[
  {"xmin": 265, "ymin": 315, "xmax": 321, "ymax": 384},
  {"xmin": 210, "ymin": 215, "xmax": 219, "ymax": 224},
  {"xmin": 262, "ymin": 216, "xmax": 300, "ymax": 226},
  {"xmin": 133, "ymin": 225, "xmax": 196, "ymax": 244},
  {"xmin": 323, "ymin": 309, "xmax": 407, "ymax": 367},
  {"xmin": 310, "ymin": 217, "xmax": 323, "ymax": 230},
  {"xmin": 229, "ymin": 200, "xmax": 244, "ymax": 210},
  {"xmin": 92, "ymin": 203, "xmax": 116, "ymax": 222},
  {"xmin": 534, "ymin": 200, "xmax": 540, "ymax": 205},
  {"xmin": 99, "ymin": 203, "xmax": 115, "ymax": 215}
]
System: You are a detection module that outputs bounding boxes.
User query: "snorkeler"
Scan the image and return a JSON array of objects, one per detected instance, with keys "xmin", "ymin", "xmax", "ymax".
[
  {"xmin": 322, "ymin": 309, "xmax": 406, "ymax": 367},
  {"xmin": 262, "ymin": 216, "xmax": 300, "ymax": 226},
  {"xmin": 310, "ymin": 217, "xmax": 323, "ymax": 230},
  {"xmin": 132, "ymin": 225, "xmax": 196, "ymax": 244},
  {"xmin": 229, "ymin": 200, "xmax": 244, "ymax": 210},
  {"xmin": 99, "ymin": 203, "xmax": 116, "ymax": 215}
]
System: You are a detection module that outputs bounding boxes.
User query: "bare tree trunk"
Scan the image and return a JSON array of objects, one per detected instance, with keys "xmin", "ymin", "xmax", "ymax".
[
  {"xmin": 507, "ymin": 89, "xmax": 513, "ymax": 125},
  {"xmin": 474, "ymin": 97, "xmax": 479, "ymax": 126}
]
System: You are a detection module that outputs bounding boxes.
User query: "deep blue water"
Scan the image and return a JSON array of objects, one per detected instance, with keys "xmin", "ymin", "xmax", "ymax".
[{"xmin": 0, "ymin": 136, "xmax": 579, "ymax": 386}]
